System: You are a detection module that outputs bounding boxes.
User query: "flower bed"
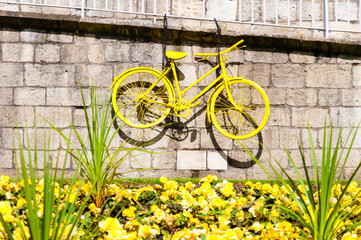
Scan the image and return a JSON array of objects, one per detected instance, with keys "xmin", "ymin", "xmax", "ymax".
[{"xmin": 0, "ymin": 175, "xmax": 360, "ymax": 239}]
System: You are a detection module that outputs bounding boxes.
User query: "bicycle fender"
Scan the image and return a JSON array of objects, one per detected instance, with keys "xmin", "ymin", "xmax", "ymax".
[
  {"xmin": 206, "ymin": 78, "xmax": 244, "ymax": 123},
  {"xmin": 110, "ymin": 67, "xmax": 164, "ymax": 89}
]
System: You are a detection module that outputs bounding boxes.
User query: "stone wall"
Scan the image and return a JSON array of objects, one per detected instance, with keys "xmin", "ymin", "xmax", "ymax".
[{"xmin": 1, "ymin": 12, "xmax": 361, "ymax": 180}]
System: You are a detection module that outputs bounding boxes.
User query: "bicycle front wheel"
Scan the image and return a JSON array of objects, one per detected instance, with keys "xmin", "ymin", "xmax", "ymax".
[
  {"xmin": 209, "ymin": 78, "xmax": 270, "ymax": 140},
  {"xmin": 112, "ymin": 68, "xmax": 174, "ymax": 128}
]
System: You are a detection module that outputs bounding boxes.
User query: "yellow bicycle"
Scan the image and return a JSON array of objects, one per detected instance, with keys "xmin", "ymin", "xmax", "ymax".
[{"xmin": 111, "ymin": 39, "xmax": 270, "ymax": 140}]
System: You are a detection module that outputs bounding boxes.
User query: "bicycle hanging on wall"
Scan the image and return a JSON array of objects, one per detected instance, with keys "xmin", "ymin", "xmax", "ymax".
[{"xmin": 110, "ymin": 18, "xmax": 270, "ymax": 140}]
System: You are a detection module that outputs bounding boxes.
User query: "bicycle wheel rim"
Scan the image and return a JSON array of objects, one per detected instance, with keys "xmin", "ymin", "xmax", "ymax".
[
  {"xmin": 112, "ymin": 69, "xmax": 173, "ymax": 128},
  {"xmin": 210, "ymin": 79, "xmax": 270, "ymax": 140}
]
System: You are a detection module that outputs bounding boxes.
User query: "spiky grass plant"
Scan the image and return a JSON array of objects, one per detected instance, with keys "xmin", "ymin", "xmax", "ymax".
[
  {"xmin": 0, "ymin": 119, "xmax": 91, "ymax": 240},
  {"xmin": 241, "ymin": 122, "xmax": 361, "ymax": 240},
  {"xmin": 48, "ymin": 85, "xmax": 148, "ymax": 208}
]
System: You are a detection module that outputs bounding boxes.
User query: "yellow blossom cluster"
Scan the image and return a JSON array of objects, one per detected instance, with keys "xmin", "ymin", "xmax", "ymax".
[{"xmin": 1, "ymin": 175, "xmax": 361, "ymax": 239}]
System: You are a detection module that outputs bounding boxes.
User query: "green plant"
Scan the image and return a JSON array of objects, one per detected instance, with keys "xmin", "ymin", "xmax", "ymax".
[
  {"xmin": 0, "ymin": 119, "xmax": 90, "ymax": 240},
  {"xmin": 241, "ymin": 122, "xmax": 361, "ymax": 240},
  {"xmin": 48, "ymin": 85, "xmax": 147, "ymax": 208}
]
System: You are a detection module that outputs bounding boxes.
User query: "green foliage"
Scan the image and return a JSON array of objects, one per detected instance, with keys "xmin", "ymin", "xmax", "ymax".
[
  {"xmin": 240, "ymin": 121, "xmax": 361, "ymax": 240},
  {"xmin": 0, "ymin": 118, "xmax": 91, "ymax": 240},
  {"xmin": 47, "ymin": 84, "xmax": 147, "ymax": 208}
]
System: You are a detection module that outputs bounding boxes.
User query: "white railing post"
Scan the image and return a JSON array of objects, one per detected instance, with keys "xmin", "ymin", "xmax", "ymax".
[
  {"xmin": 323, "ymin": 0, "xmax": 329, "ymax": 38},
  {"xmin": 81, "ymin": 0, "xmax": 85, "ymax": 18}
]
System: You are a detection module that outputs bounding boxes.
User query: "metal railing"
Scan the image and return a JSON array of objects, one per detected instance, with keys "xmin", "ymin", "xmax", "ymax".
[{"xmin": 1, "ymin": 0, "xmax": 361, "ymax": 38}]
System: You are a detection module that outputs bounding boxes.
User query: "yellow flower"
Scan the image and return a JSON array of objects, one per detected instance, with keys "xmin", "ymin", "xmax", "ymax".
[
  {"xmin": 200, "ymin": 175, "xmax": 218, "ymax": 183},
  {"xmin": 89, "ymin": 203, "xmax": 101, "ymax": 216},
  {"xmin": 185, "ymin": 182, "xmax": 195, "ymax": 190},
  {"xmin": 341, "ymin": 232, "xmax": 358, "ymax": 240},
  {"xmin": 261, "ymin": 183, "xmax": 272, "ymax": 194},
  {"xmin": 219, "ymin": 181, "xmax": 235, "ymax": 198},
  {"xmin": 160, "ymin": 177, "xmax": 168, "ymax": 184},
  {"xmin": 99, "ymin": 217, "xmax": 123, "ymax": 232},
  {"xmin": 122, "ymin": 206, "xmax": 137, "ymax": 219},
  {"xmin": 277, "ymin": 221, "xmax": 293, "ymax": 233},
  {"xmin": 16, "ymin": 198, "xmax": 27, "ymax": 209},
  {"xmin": 250, "ymin": 222, "xmax": 264, "ymax": 233}
]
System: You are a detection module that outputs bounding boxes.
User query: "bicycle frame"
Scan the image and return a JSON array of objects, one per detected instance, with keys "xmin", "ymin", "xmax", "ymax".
[{"xmin": 142, "ymin": 51, "xmax": 239, "ymax": 113}]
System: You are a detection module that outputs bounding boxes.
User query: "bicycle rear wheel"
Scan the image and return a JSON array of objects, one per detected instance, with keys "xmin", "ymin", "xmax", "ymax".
[
  {"xmin": 209, "ymin": 78, "xmax": 270, "ymax": 140},
  {"xmin": 112, "ymin": 68, "xmax": 174, "ymax": 128}
]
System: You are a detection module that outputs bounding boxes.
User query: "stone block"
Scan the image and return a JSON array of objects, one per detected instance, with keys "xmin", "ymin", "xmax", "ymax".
[
  {"xmin": 0, "ymin": 150, "xmax": 13, "ymax": 168},
  {"xmin": 152, "ymin": 151, "xmax": 177, "ymax": 169},
  {"xmin": 35, "ymin": 44, "xmax": 61, "ymax": 63},
  {"xmin": 305, "ymin": 64, "xmax": 352, "ymax": 88},
  {"xmin": 35, "ymin": 107, "xmax": 72, "ymax": 128},
  {"xmin": 0, "ymin": 30, "xmax": 19, "ymax": 42},
  {"xmin": 76, "ymin": 65, "xmax": 113, "ymax": 87},
  {"xmin": 219, "ymin": 169, "xmax": 248, "ymax": 180},
  {"xmin": 46, "ymin": 33, "xmax": 73, "ymax": 43},
  {"xmin": 131, "ymin": 43, "xmax": 162, "ymax": 64},
  {"xmin": 177, "ymin": 64, "xmax": 198, "ymax": 87},
  {"xmin": 245, "ymin": 50, "xmax": 272, "ymax": 63},
  {"xmin": 334, "ymin": 108, "xmax": 361, "ymax": 127},
  {"xmin": 46, "ymin": 88, "xmax": 90, "ymax": 106},
  {"xmin": 238, "ymin": 63, "xmax": 271, "ymax": 87},
  {"xmin": 272, "ymin": 64, "xmax": 305, "ymax": 88},
  {"xmin": 278, "ymin": 128, "xmax": 301, "ymax": 149},
  {"xmin": 88, "ymin": 44, "xmax": 105, "ymax": 63},
  {"xmin": 130, "ymin": 151, "xmax": 152, "ymax": 169},
  {"xmin": 138, "ymin": 170, "xmax": 194, "ymax": 179},
  {"xmin": 200, "ymin": 128, "xmax": 234, "ymax": 150},
  {"xmin": 105, "ymin": 43, "xmax": 131, "ymax": 62},
  {"xmin": 318, "ymin": 89, "xmax": 341, "ymax": 107},
  {"xmin": 25, "ymin": 64, "xmax": 75, "ymax": 87},
  {"xmin": 61, "ymin": 44, "xmax": 88, "ymax": 63},
  {"xmin": 289, "ymin": 52, "xmax": 316, "ymax": 63},
  {"xmin": 246, "ymin": 166, "xmax": 277, "ymax": 180},
  {"xmin": 60, "ymin": 128, "xmax": 89, "ymax": 150},
  {"xmin": 24, "ymin": 128, "xmax": 62, "ymax": 150},
  {"xmin": 113, "ymin": 63, "xmax": 141, "ymax": 77},
  {"xmin": 15, "ymin": 88, "xmax": 46, "ymax": 106},
  {"xmin": 353, "ymin": 65, "xmax": 361, "ymax": 87},
  {"xmin": 268, "ymin": 107, "xmax": 291, "ymax": 126},
  {"xmin": 261, "ymin": 127, "xmax": 281, "ymax": 149},
  {"xmin": 286, "ymin": 89, "xmax": 317, "ymax": 106},
  {"xmin": 2, "ymin": 128, "xmax": 22, "ymax": 149},
  {"xmin": 196, "ymin": 64, "xmax": 217, "ymax": 87},
  {"xmin": 301, "ymin": 128, "xmax": 318, "ymax": 149},
  {"xmin": 0, "ymin": 88, "xmax": 13, "ymax": 105},
  {"xmin": 344, "ymin": 168, "xmax": 361, "ymax": 181},
  {"xmin": 176, "ymin": 150, "xmax": 207, "ymax": 170},
  {"xmin": 0, "ymin": 107, "xmax": 33, "ymax": 127},
  {"xmin": 27, "ymin": 150, "xmax": 71, "ymax": 170},
  {"xmin": 72, "ymin": 108, "xmax": 89, "ymax": 127},
  {"xmin": 2, "ymin": 43, "xmax": 34, "ymax": 62},
  {"xmin": 207, "ymin": 151, "xmax": 227, "ymax": 170},
  {"xmin": 245, "ymin": 50, "xmax": 288, "ymax": 64},
  {"xmin": 265, "ymin": 88, "xmax": 286, "ymax": 105},
  {"xmin": 340, "ymin": 128, "xmax": 361, "ymax": 148},
  {"xmin": 292, "ymin": 108, "xmax": 330, "ymax": 128},
  {"xmin": 168, "ymin": 130, "xmax": 200, "ymax": 150},
  {"xmin": 342, "ymin": 90, "xmax": 361, "ymax": 106},
  {"xmin": 20, "ymin": 30, "xmax": 46, "ymax": 42}
]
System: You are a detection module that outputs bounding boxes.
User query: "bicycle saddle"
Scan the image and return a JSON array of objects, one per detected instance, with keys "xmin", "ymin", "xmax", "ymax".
[{"xmin": 166, "ymin": 51, "xmax": 187, "ymax": 60}]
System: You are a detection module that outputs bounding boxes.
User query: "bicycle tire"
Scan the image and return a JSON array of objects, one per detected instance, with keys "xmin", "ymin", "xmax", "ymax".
[
  {"xmin": 209, "ymin": 78, "xmax": 270, "ymax": 140},
  {"xmin": 112, "ymin": 67, "xmax": 174, "ymax": 128}
]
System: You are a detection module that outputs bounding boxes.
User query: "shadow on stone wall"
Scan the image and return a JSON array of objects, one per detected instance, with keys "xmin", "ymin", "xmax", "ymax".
[{"xmin": 112, "ymin": 104, "xmax": 263, "ymax": 169}]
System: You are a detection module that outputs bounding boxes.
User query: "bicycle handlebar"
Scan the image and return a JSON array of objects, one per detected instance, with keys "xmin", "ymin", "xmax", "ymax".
[{"xmin": 194, "ymin": 39, "xmax": 245, "ymax": 60}]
